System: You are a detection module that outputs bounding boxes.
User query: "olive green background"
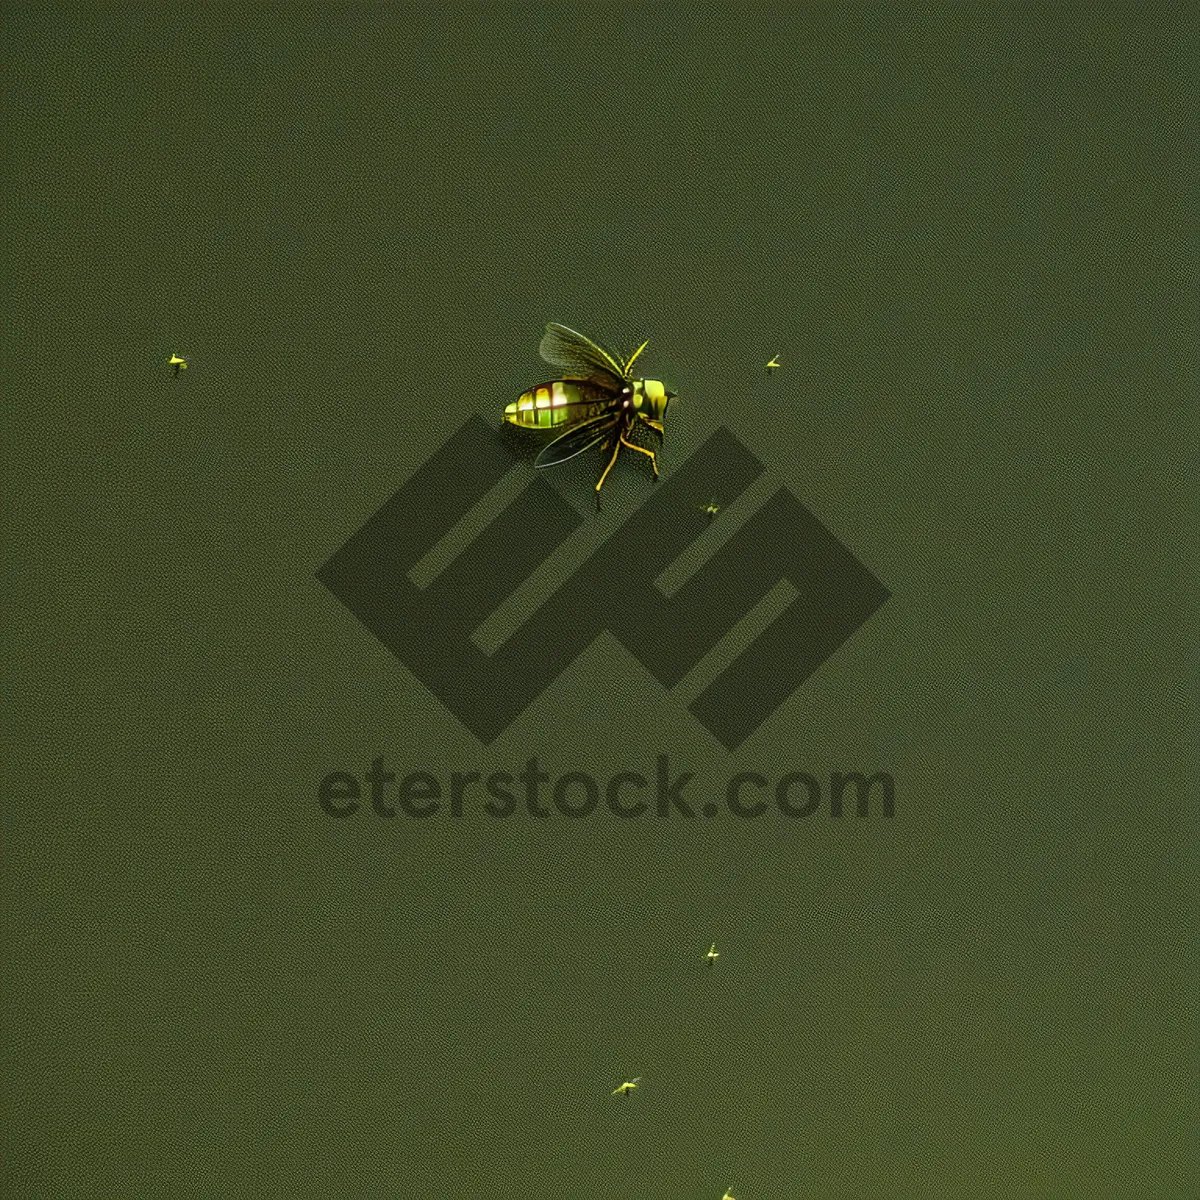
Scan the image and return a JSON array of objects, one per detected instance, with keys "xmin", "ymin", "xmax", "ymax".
[{"xmin": 2, "ymin": 4, "xmax": 1196, "ymax": 1197}]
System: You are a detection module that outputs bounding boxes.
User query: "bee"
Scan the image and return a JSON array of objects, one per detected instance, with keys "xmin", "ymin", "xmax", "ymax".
[
  {"xmin": 702, "ymin": 502, "xmax": 721, "ymax": 521},
  {"xmin": 167, "ymin": 353, "xmax": 188, "ymax": 377},
  {"xmin": 504, "ymin": 323, "xmax": 677, "ymax": 510}
]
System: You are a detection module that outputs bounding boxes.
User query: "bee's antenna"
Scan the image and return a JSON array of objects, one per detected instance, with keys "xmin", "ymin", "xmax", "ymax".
[{"xmin": 624, "ymin": 339, "xmax": 649, "ymax": 375}]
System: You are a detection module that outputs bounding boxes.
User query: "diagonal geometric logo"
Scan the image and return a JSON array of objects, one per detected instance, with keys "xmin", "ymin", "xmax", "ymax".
[{"xmin": 317, "ymin": 417, "xmax": 889, "ymax": 750}]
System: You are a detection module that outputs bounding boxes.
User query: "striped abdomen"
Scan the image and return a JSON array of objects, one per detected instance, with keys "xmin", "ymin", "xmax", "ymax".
[{"xmin": 504, "ymin": 378, "xmax": 615, "ymax": 431}]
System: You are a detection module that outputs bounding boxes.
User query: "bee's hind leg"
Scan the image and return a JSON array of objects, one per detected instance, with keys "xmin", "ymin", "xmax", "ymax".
[{"xmin": 594, "ymin": 435, "xmax": 622, "ymax": 512}]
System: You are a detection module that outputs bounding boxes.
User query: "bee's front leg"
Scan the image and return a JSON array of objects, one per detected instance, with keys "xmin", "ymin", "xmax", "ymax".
[{"xmin": 619, "ymin": 433, "xmax": 659, "ymax": 477}]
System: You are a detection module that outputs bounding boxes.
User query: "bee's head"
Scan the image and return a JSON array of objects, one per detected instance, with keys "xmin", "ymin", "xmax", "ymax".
[{"xmin": 638, "ymin": 378, "xmax": 675, "ymax": 422}]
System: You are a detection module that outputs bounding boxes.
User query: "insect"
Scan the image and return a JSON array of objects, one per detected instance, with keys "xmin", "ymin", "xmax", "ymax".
[
  {"xmin": 766, "ymin": 354, "xmax": 781, "ymax": 372},
  {"xmin": 612, "ymin": 1076, "xmax": 642, "ymax": 1096},
  {"xmin": 504, "ymin": 323, "xmax": 677, "ymax": 510},
  {"xmin": 706, "ymin": 942, "xmax": 720, "ymax": 967},
  {"xmin": 702, "ymin": 502, "xmax": 721, "ymax": 521},
  {"xmin": 167, "ymin": 353, "xmax": 188, "ymax": 377}
]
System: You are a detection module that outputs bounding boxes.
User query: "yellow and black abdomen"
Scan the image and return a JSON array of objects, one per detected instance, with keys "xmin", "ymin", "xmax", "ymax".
[{"xmin": 504, "ymin": 378, "xmax": 613, "ymax": 431}]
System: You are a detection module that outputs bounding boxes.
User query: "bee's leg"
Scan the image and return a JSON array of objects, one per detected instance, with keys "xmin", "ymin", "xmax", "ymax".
[
  {"xmin": 594, "ymin": 434, "xmax": 622, "ymax": 511},
  {"xmin": 619, "ymin": 433, "xmax": 659, "ymax": 478},
  {"xmin": 638, "ymin": 416, "xmax": 664, "ymax": 435}
]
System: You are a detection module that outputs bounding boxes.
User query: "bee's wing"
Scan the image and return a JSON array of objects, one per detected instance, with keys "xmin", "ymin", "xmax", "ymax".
[
  {"xmin": 539, "ymin": 324, "xmax": 627, "ymax": 387},
  {"xmin": 534, "ymin": 411, "xmax": 620, "ymax": 468}
]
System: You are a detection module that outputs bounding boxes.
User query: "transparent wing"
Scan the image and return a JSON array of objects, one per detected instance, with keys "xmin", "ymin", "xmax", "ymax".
[
  {"xmin": 535, "ymin": 411, "xmax": 620, "ymax": 468},
  {"xmin": 539, "ymin": 323, "xmax": 627, "ymax": 385}
]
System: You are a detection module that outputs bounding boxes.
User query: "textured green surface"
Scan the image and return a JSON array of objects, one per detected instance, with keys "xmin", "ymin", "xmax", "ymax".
[{"xmin": 3, "ymin": 5, "xmax": 1196, "ymax": 1197}]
